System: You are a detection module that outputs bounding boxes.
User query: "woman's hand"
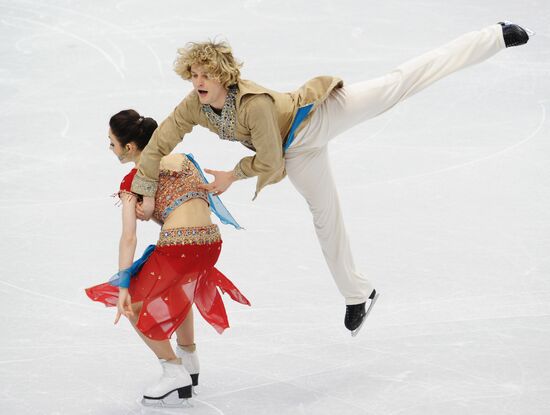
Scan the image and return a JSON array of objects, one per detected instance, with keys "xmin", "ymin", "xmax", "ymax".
[
  {"xmin": 114, "ymin": 288, "xmax": 134, "ymax": 324},
  {"xmin": 136, "ymin": 196, "xmax": 155, "ymax": 221},
  {"xmin": 199, "ymin": 169, "xmax": 237, "ymax": 196}
]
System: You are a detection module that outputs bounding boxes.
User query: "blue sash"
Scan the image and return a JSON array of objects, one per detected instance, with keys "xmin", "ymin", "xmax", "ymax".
[
  {"xmin": 283, "ymin": 104, "xmax": 314, "ymax": 152},
  {"xmin": 186, "ymin": 153, "xmax": 243, "ymax": 230},
  {"xmin": 109, "ymin": 244, "xmax": 156, "ymax": 288}
]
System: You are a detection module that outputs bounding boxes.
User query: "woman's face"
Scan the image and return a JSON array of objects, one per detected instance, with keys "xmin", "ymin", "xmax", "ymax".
[{"xmin": 108, "ymin": 128, "xmax": 130, "ymax": 163}]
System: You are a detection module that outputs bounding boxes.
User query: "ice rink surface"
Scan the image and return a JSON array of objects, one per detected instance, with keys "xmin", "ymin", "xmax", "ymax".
[{"xmin": 1, "ymin": 0, "xmax": 550, "ymax": 413}]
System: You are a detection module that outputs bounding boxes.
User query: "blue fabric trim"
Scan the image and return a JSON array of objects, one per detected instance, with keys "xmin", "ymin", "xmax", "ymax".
[
  {"xmin": 109, "ymin": 244, "xmax": 156, "ymax": 288},
  {"xmin": 162, "ymin": 191, "xmax": 208, "ymax": 221},
  {"xmin": 283, "ymin": 104, "xmax": 314, "ymax": 152},
  {"xmin": 185, "ymin": 153, "xmax": 244, "ymax": 230}
]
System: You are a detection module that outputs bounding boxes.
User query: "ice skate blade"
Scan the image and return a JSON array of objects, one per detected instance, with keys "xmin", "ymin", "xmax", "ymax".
[
  {"xmin": 351, "ymin": 291, "xmax": 379, "ymax": 337},
  {"xmin": 141, "ymin": 397, "xmax": 192, "ymax": 408},
  {"xmin": 142, "ymin": 385, "xmax": 193, "ymax": 408}
]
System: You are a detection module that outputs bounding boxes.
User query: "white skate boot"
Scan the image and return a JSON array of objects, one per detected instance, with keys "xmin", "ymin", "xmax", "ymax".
[
  {"xmin": 176, "ymin": 344, "xmax": 200, "ymax": 392},
  {"xmin": 141, "ymin": 358, "xmax": 193, "ymax": 408}
]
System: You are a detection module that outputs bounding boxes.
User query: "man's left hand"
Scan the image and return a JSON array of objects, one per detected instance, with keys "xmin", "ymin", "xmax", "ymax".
[{"xmin": 199, "ymin": 169, "xmax": 237, "ymax": 196}]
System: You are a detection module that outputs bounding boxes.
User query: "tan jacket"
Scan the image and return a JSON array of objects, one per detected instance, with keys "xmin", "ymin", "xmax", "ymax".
[{"xmin": 132, "ymin": 76, "xmax": 343, "ymax": 199}]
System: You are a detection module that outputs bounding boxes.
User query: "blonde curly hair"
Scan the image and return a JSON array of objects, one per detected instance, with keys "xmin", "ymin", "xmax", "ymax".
[{"xmin": 173, "ymin": 40, "xmax": 242, "ymax": 88}]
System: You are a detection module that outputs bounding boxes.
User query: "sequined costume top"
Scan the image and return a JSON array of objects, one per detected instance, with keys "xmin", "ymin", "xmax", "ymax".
[
  {"xmin": 118, "ymin": 155, "xmax": 209, "ymax": 223},
  {"xmin": 152, "ymin": 155, "xmax": 209, "ymax": 222}
]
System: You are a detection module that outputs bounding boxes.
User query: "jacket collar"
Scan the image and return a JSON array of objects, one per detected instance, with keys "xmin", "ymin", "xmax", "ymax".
[{"xmin": 234, "ymin": 79, "xmax": 275, "ymax": 106}]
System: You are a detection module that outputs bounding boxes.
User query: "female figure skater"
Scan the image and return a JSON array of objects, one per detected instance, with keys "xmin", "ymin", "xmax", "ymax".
[
  {"xmin": 85, "ymin": 110, "xmax": 249, "ymax": 407},
  {"xmin": 129, "ymin": 21, "xmax": 532, "ymax": 336}
]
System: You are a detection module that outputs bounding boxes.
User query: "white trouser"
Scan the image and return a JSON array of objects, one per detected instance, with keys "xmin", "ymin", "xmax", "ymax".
[{"xmin": 284, "ymin": 24, "xmax": 505, "ymax": 305}]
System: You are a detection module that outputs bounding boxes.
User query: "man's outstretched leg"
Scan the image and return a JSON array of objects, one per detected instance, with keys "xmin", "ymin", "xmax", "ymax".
[
  {"xmin": 285, "ymin": 146, "xmax": 378, "ymax": 336},
  {"xmin": 292, "ymin": 23, "xmax": 531, "ymax": 147}
]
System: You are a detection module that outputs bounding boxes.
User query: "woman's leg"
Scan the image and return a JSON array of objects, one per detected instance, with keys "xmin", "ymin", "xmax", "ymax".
[
  {"xmin": 132, "ymin": 300, "xmax": 193, "ymax": 404},
  {"xmin": 128, "ymin": 301, "xmax": 177, "ymax": 361},
  {"xmin": 174, "ymin": 308, "xmax": 199, "ymax": 386},
  {"xmin": 175, "ymin": 308, "xmax": 194, "ymax": 348}
]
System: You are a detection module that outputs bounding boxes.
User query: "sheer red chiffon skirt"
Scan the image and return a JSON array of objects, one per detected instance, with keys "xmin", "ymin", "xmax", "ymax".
[{"xmin": 86, "ymin": 225, "xmax": 250, "ymax": 340}]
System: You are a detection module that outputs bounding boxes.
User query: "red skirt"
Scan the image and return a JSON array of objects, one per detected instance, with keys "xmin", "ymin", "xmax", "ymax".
[{"xmin": 85, "ymin": 225, "xmax": 250, "ymax": 340}]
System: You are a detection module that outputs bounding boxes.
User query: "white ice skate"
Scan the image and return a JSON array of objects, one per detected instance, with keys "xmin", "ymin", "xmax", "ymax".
[
  {"xmin": 141, "ymin": 359, "xmax": 193, "ymax": 408},
  {"xmin": 176, "ymin": 344, "xmax": 200, "ymax": 394}
]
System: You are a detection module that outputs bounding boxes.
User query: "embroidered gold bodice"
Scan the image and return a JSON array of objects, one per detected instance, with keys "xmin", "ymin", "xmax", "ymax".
[{"xmin": 153, "ymin": 154, "xmax": 209, "ymax": 223}]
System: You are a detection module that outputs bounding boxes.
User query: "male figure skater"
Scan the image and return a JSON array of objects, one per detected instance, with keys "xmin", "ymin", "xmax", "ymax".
[{"xmin": 131, "ymin": 22, "xmax": 532, "ymax": 336}]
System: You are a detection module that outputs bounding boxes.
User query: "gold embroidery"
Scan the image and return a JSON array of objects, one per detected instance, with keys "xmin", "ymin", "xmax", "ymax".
[
  {"xmin": 131, "ymin": 175, "xmax": 157, "ymax": 197},
  {"xmin": 158, "ymin": 224, "xmax": 221, "ymax": 247},
  {"xmin": 153, "ymin": 156, "xmax": 209, "ymax": 222},
  {"xmin": 202, "ymin": 86, "xmax": 238, "ymax": 142},
  {"xmin": 233, "ymin": 163, "xmax": 249, "ymax": 180},
  {"xmin": 201, "ymin": 87, "xmax": 256, "ymax": 150}
]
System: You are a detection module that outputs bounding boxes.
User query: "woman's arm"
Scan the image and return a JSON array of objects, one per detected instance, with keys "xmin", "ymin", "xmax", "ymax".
[
  {"xmin": 114, "ymin": 192, "xmax": 138, "ymax": 324},
  {"xmin": 119, "ymin": 192, "xmax": 138, "ymax": 270}
]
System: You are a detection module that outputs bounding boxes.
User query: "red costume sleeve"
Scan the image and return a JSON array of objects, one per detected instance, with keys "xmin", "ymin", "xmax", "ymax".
[{"xmin": 119, "ymin": 168, "xmax": 138, "ymax": 195}]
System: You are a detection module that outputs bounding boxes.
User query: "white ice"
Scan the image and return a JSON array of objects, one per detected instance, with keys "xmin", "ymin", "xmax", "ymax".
[{"xmin": 1, "ymin": 0, "xmax": 549, "ymax": 414}]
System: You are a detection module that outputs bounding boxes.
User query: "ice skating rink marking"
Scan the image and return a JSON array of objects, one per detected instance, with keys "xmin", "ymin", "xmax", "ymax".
[
  {"xmin": 200, "ymin": 364, "xmax": 372, "ymax": 414},
  {"xmin": 0, "ymin": 342, "xmax": 145, "ymax": 352},
  {"xmin": 0, "ymin": 12, "xmax": 125, "ymax": 80},
  {"xmin": 0, "ymin": 197, "xmax": 106, "ymax": 209},
  {"xmin": 0, "ymin": 147, "xmax": 71, "ymax": 163},
  {"xmin": 343, "ymin": 100, "xmax": 547, "ymax": 189},
  {"xmin": 192, "ymin": 398, "xmax": 226, "ymax": 415},
  {"xmin": 385, "ymin": 392, "xmax": 523, "ymax": 415},
  {"xmin": 0, "ymin": 357, "xmax": 45, "ymax": 365},
  {"xmin": 50, "ymin": 108, "xmax": 71, "ymax": 138},
  {"xmin": 212, "ymin": 312, "xmax": 550, "ymax": 348},
  {"xmin": 0, "ymin": 108, "xmax": 71, "ymax": 139},
  {"xmin": 363, "ymin": 290, "xmax": 550, "ymax": 320},
  {"xmin": 16, "ymin": 0, "xmax": 165, "ymax": 76},
  {"xmin": 0, "ymin": 14, "xmax": 125, "ymax": 118},
  {"xmin": 386, "ymin": 101, "xmax": 546, "ymax": 182},
  {"xmin": 348, "ymin": 339, "xmax": 536, "ymax": 410},
  {"xmin": 76, "ymin": 377, "xmax": 140, "ymax": 415},
  {"xmin": 0, "ymin": 280, "xmax": 96, "ymax": 309}
]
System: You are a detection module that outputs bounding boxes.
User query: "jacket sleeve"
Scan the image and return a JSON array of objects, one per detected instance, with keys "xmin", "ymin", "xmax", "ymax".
[
  {"xmin": 131, "ymin": 95, "xmax": 197, "ymax": 196},
  {"xmin": 233, "ymin": 95, "xmax": 285, "ymax": 192}
]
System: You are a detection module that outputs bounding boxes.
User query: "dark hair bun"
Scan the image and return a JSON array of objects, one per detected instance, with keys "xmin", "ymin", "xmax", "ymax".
[{"xmin": 109, "ymin": 110, "xmax": 158, "ymax": 150}]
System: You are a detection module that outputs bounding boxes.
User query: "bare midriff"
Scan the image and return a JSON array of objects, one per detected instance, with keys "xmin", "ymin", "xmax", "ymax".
[{"xmin": 162, "ymin": 198, "xmax": 213, "ymax": 229}]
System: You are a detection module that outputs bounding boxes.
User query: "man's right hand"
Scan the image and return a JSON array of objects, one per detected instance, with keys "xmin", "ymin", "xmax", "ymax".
[{"xmin": 136, "ymin": 196, "xmax": 155, "ymax": 221}]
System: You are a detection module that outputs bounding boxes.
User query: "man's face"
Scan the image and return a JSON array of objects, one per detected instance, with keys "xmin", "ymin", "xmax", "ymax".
[{"xmin": 190, "ymin": 64, "xmax": 228, "ymax": 109}]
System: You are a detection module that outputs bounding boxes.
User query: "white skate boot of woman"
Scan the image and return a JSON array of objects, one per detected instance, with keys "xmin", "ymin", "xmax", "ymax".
[
  {"xmin": 141, "ymin": 359, "xmax": 193, "ymax": 408},
  {"xmin": 176, "ymin": 344, "xmax": 200, "ymax": 394}
]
